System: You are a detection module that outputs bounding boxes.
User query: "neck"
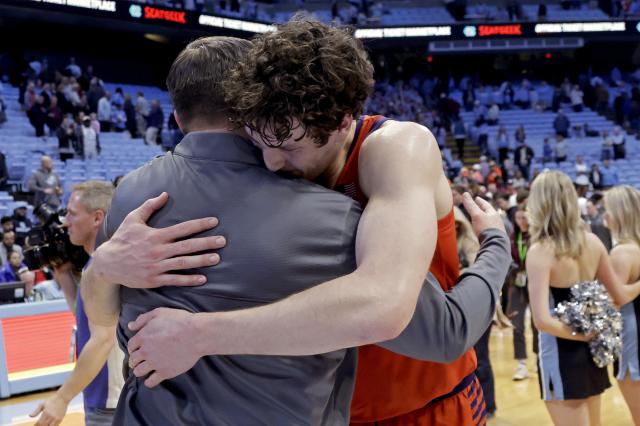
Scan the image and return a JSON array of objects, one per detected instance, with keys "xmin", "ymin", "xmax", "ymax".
[
  {"xmin": 84, "ymin": 240, "xmax": 95, "ymax": 255},
  {"xmin": 317, "ymin": 120, "xmax": 358, "ymax": 189}
]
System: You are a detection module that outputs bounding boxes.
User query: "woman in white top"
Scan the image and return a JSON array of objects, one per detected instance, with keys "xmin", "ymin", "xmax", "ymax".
[
  {"xmin": 527, "ymin": 171, "xmax": 640, "ymax": 426},
  {"xmin": 570, "ymin": 85, "xmax": 584, "ymax": 112},
  {"xmin": 605, "ymin": 185, "xmax": 640, "ymax": 425}
]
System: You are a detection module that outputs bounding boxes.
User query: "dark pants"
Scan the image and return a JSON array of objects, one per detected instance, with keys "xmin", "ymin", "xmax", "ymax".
[
  {"xmin": 34, "ymin": 123, "xmax": 45, "ymax": 137},
  {"xmin": 99, "ymin": 120, "xmax": 111, "ymax": 132},
  {"xmin": 518, "ymin": 164, "xmax": 530, "ymax": 181},
  {"xmin": 614, "ymin": 143, "xmax": 625, "ymax": 160},
  {"xmin": 507, "ymin": 284, "xmax": 538, "ymax": 359},
  {"xmin": 478, "ymin": 134, "xmax": 488, "ymax": 155},
  {"xmin": 474, "ymin": 325, "xmax": 496, "ymax": 414},
  {"xmin": 498, "ymin": 147, "xmax": 509, "ymax": 166},
  {"xmin": 455, "ymin": 137, "xmax": 465, "ymax": 158}
]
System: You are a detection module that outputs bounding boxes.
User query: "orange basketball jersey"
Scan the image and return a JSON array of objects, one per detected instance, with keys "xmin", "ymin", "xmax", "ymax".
[{"xmin": 335, "ymin": 115, "xmax": 478, "ymax": 422}]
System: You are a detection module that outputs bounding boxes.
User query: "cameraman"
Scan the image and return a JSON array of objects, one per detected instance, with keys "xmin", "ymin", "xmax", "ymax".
[{"xmin": 31, "ymin": 181, "xmax": 124, "ymax": 426}]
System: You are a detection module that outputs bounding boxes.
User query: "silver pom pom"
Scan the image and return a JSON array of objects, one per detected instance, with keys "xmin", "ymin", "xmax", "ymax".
[{"xmin": 553, "ymin": 281, "xmax": 622, "ymax": 368}]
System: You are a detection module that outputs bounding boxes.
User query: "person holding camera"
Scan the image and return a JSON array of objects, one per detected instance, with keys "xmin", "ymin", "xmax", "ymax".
[{"xmin": 30, "ymin": 180, "xmax": 124, "ymax": 426}]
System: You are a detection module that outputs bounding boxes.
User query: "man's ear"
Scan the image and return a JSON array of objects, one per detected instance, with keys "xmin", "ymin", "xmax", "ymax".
[
  {"xmin": 338, "ymin": 114, "xmax": 354, "ymax": 134},
  {"xmin": 174, "ymin": 111, "xmax": 186, "ymax": 133}
]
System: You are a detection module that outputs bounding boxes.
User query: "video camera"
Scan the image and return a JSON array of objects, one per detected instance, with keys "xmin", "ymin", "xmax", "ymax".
[{"xmin": 22, "ymin": 203, "xmax": 89, "ymax": 271}]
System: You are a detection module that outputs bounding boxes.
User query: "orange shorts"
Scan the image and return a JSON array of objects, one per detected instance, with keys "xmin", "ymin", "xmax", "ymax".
[{"xmin": 352, "ymin": 374, "xmax": 487, "ymax": 426}]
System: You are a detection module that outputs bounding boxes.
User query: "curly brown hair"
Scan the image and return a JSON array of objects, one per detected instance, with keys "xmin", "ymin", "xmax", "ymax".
[{"xmin": 225, "ymin": 16, "xmax": 375, "ymax": 147}]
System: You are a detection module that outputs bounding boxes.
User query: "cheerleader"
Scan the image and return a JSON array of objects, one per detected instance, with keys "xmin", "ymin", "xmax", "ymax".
[
  {"xmin": 604, "ymin": 185, "xmax": 640, "ymax": 425},
  {"xmin": 526, "ymin": 171, "xmax": 640, "ymax": 426}
]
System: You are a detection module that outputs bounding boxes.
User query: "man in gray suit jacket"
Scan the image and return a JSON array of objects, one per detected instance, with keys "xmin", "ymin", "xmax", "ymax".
[{"xmin": 82, "ymin": 37, "xmax": 511, "ymax": 424}]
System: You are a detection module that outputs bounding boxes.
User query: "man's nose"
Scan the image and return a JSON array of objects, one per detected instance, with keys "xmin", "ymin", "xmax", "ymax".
[{"xmin": 263, "ymin": 149, "xmax": 285, "ymax": 172}]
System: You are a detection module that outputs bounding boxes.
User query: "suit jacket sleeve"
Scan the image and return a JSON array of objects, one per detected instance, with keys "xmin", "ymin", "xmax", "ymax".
[{"xmin": 378, "ymin": 228, "xmax": 511, "ymax": 363}]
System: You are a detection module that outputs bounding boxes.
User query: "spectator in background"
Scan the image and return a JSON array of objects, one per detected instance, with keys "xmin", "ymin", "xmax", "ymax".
[
  {"xmin": 601, "ymin": 158, "xmax": 620, "ymax": 188},
  {"xmin": 449, "ymin": 154, "xmax": 463, "ymax": 179},
  {"xmin": 487, "ymin": 103, "xmax": 500, "ymax": 125},
  {"xmin": 514, "ymin": 125, "xmax": 526, "ymax": 144},
  {"xmin": 0, "ymin": 251, "xmax": 28, "ymax": 283},
  {"xmin": 1, "ymin": 216, "xmax": 13, "ymax": 234},
  {"xmin": 614, "ymin": 91, "xmax": 628, "ymax": 125},
  {"xmin": 575, "ymin": 155, "xmax": 588, "ymax": 176},
  {"xmin": 89, "ymin": 112, "xmax": 101, "ymax": 135},
  {"xmin": 28, "ymin": 156, "xmax": 63, "ymax": 209},
  {"xmin": 112, "ymin": 88, "xmax": 124, "ymax": 108},
  {"xmin": 585, "ymin": 194, "xmax": 612, "ymax": 251},
  {"xmin": 166, "ymin": 111, "xmax": 183, "ymax": 152},
  {"xmin": 542, "ymin": 138, "xmax": 553, "ymax": 163},
  {"xmin": 23, "ymin": 83, "xmax": 37, "ymax": 112},
  {"xmin": 511, "ymin": 170, "xmax": 526, "ymax": 189},
  {"xmin": 553, "ymin": 111, "xmax": 570, "ymax": 138},
  {"xmin": 452, "ymin": 117, "xmax": 467, "ymax": 158},
  {"xmin": 47, "ymin": 96, "xmax": 63, "ymax": 134},
  {"xmin": 570, "ymin": 85, "xmax": 584, "ymax": 112},
  {"xmin": 0, "ymin": 232, "xmax": 23, "ymax": 265},
  {"xmin": 486, "ymin": 160, "xmax": 504, "ymax": 187},
  {"xmin": 124, "ymin": 95, "xmax": 137, "ymax": 138},
  {"xmin": 451, "ymin": 184, "xmax": 471, "ymax": 221},
  {"xmin": 601, "ymin": 129, "xmax": 614, "ymax": 160},
  {"xmin": 112, "ymin": 104, "xmax": 126, "ymax": 132},
  {"xmin": 145, "ymin": 100, "xmax": 164, "ymax": 145},
  {"xmin": 508, "ymin": 206, "xmax": 536, "ymax": 382},
  {"xmin": 57, "ymin": 116, "xmax": 78, "ymax": 161},
  {"xmin": 97, "ymin": 91, "xmax": 112, "ymax": 132},
  {"xmin": 65, "ymin": 57, "xmax": 82, "ymax": 78},
  {"xmin": 28, "ymin": 95, "xmax": 48, "ymax": 137},
  {"xmin": 590, "ymin": 163, "xmax": 604, "ymax": 190},
  {"xmin": 11, "ymin": 203, "xmax": 32, "ymax": 247},
  {"xmin": 554, "ymin": 135, "xmax": 568, "ymax": 163},
  {"xmin": 611, "ymin": 126, "xmax": 626, "ymax": 159},
  {"xmin": 77, "ymin": 116, "xmax": 100, "ymax": 160},
  {"xmin": 514, "ymin": 140, "xmax": 534, "ymax": 180},
  {"xmin": 135, "ymin": 91, "xmax": 149, "ymax": 138},
  {"xmin": 595, "ymin": 83, "xmax": 610, "ymax": 114},
  {"xmin": 497, "ymin": 126, "xmax": 510, "ymax": 165},
  {"xmin": 87, "ymin": 77, "xmax": 105, "ymax": 114},
  {"xmin": 40, "ymin": 83, "xmax": 54, "ymax": 108}
]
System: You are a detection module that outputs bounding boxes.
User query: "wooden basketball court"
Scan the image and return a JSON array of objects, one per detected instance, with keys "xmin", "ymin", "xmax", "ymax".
[{"xmin": 5, "ymin": 327, "xmax": 633, "ymax": 426}]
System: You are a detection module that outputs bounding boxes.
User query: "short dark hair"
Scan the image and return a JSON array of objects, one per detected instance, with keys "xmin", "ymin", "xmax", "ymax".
[
  {"xmin": 225, "ymin": 16, "xmax": 374, "ymax": 147},
  {"xmin": 495, "ymin": 192, "xmax": 510, "ymax": 202},
  {"xmin": 516, "ymin": 189, "xmax": 530, "ymax": 205},
  {"xmin": 166, "ymin": 36, "xmax": 251, "ymax": 130},
  {"xmin": 1, "ymin": 216, "xmax": 12, "ymax": 225}
]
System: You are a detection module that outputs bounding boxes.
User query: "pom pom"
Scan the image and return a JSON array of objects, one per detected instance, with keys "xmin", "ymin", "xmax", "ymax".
[{"xmin": 554, "ymin": 281, "xmax": 622, "ymax": 368}]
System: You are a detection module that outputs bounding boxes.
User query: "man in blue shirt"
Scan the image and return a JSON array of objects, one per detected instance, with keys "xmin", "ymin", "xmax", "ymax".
[
  {"xmin": 600, "ymin": 159, "xmax": 620, "ymax": 188},
  {"xmin": 30, "ymin": 180, "xmax": 124, "ymax": 426}
]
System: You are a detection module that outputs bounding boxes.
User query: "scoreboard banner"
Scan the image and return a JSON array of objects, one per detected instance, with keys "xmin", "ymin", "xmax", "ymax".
[{"xmin": 5, "ymin": 0, "xmax": 640, "ymax": 40}]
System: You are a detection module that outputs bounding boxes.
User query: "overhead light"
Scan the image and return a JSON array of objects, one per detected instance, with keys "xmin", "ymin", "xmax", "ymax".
[{"xmin": 144, "ymin": 33, "xmax": 169, "ymax": 43}]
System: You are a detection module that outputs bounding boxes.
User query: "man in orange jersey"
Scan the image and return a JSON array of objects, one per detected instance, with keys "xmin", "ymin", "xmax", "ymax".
[{"xmin": 85, "ymin": 17, "xmax": 511, "ymax": 425}]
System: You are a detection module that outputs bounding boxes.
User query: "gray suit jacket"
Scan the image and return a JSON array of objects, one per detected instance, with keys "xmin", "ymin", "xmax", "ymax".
[{"xmin": 103, "ymin": 131, "xmax": 512, "ymax": 425}]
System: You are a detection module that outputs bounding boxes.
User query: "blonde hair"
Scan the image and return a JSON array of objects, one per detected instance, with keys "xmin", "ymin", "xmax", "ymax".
[
  {"xmin": 528, "ymin": 171, "xmax": 585, "ymax": 258},
  {"xmin": 72, "ymin": 180, "xmax": 114, "ymax": 214},
  {"xmin": 605, "ymin": 185, "xmax": 640, "ymax": 247}
]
